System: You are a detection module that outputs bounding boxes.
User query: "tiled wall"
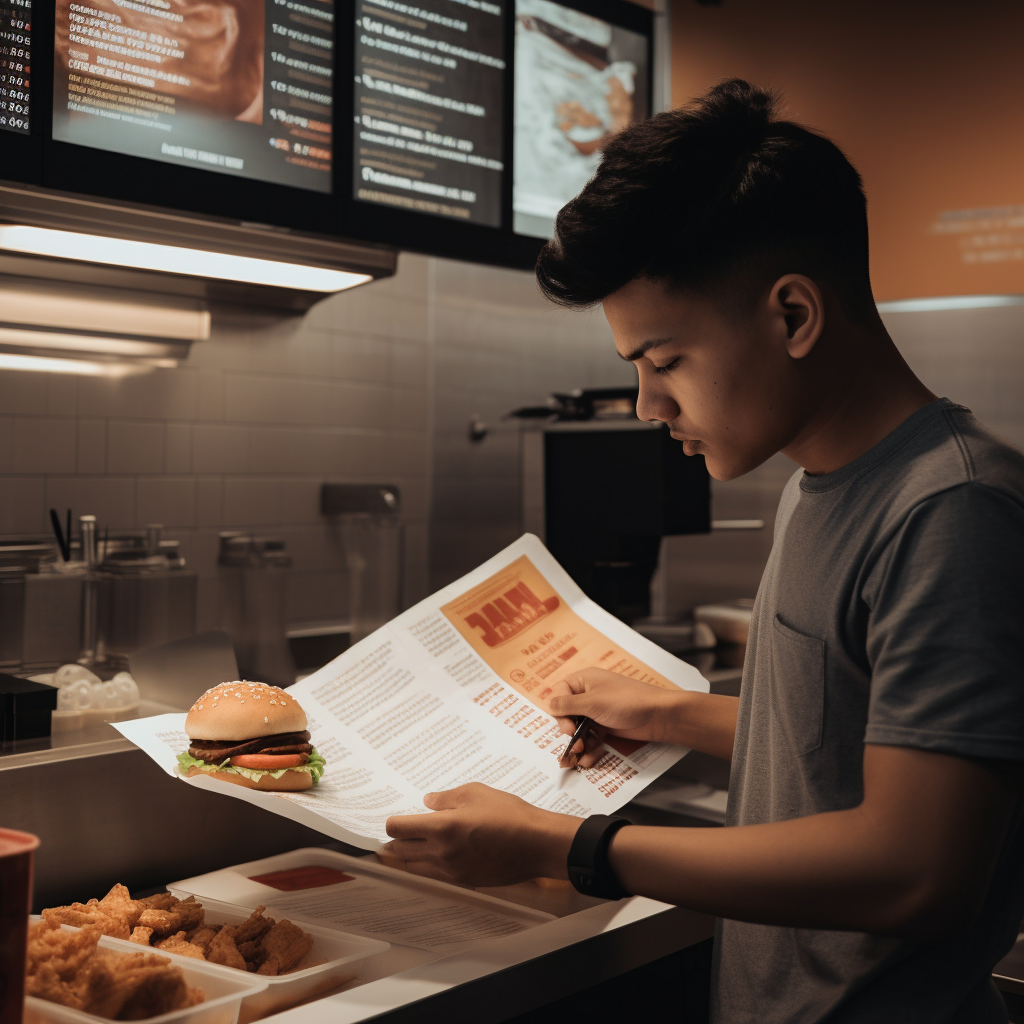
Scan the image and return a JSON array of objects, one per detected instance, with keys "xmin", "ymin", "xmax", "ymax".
[
  {"xmin": 0, "ymin": 254, "xmax": 632, "ymax": 632},
  {"xmin": 2, "ymin": 253, "xmax": 1021, "ymax": 635},
  {"xmin": 0, "ymin": 255, "xmax": 435, "ymax": 631}
]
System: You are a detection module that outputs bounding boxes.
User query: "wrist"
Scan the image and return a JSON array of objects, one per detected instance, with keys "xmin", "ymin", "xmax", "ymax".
[
  {"xmin": 531, "ymin": 810, "xmax": 582, "ymax": 879},
  {"xmin": 654, "ymin": 686, "xmax": 694, "ymax": 745}
]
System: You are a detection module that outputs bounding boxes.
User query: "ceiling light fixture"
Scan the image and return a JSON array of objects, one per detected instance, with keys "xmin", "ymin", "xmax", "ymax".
[
  {"xmin": 0, "ymin": 225, "xmax": 374, "ymax": 293},
  {"xmin": 878, "ymin": 295, "xmax": 1024, "ymax": 313},
  {"xmin": 0, "ymin": 352, "xmax": 156, "ymax": 376}
]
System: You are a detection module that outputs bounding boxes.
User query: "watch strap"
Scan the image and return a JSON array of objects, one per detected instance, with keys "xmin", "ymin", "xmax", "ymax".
[{"xmin": 566, "ymin": 814, "xmax": 633, "ymax": 900}]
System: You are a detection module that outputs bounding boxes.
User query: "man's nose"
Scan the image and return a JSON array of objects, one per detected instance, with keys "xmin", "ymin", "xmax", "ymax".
[{"xmin": 636, "ymin": 378, "xmax": 679, "ymax": 424}]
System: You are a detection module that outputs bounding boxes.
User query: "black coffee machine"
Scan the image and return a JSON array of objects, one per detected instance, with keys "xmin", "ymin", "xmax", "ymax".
[{"xmin": 517, "ymin": 388, "xmax": 710, "ymax": 623}]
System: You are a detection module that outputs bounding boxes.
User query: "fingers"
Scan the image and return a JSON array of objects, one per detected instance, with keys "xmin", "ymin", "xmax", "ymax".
[
  {"xmin": 548, "ymin": 692, "xmax": 590, "ymax": 719},
  {"xmin": 401, "ymin": 859, "xmax": 460, "ymax": 885},
  {"xmin": 380, "ymin": 838, "xmax": 427, "ymax": 859},
  {"xmin": 559, "ymin": 726, "xmax": 607, "ymax": 769},
  {"xmin": 423, "ymin": 782, "xmax": 489, "ymax": 811},
  {"xmin": 385, "ymin": 812, "xmax": 437, "ymax": 839}
]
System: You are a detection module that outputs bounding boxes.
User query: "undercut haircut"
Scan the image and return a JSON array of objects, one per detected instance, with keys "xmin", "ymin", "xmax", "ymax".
[{"xmin": 536, "ymin": 79, "xmax": 875, "ymax": 323}]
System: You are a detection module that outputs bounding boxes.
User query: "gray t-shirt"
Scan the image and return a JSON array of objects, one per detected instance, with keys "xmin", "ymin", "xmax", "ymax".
[{"xmin": 713, "ymin": 399, "xmax": 1024, "ymax": 1024}]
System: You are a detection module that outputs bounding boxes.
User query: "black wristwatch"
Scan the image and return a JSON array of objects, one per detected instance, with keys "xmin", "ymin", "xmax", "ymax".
[{"xmin": 566, "ymin": 814, "xmax": 633, "ymax": 900}]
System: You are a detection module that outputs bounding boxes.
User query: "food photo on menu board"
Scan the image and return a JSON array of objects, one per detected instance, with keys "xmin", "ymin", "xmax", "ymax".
[
  {"xmin": 51, "ymin": 0, "xmax": 334, "ymax": 191},
  {"xmin": 513, "ymin": 0, "xmax": 648, "ymax": 239}
]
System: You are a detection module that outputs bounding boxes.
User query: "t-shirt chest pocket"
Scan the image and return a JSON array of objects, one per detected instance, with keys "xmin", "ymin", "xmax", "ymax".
[{"xmin": 770, "ymin": 614, "xmax": 826, "ymax": 756}]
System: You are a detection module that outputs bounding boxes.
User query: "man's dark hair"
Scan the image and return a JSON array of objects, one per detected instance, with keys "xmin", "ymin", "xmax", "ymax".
[{"xmin": 536, "ymin": 79, "xmax": 874, "ymax": 322}]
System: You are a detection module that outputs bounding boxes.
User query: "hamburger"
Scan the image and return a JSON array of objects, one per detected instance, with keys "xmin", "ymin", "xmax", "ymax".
[{"xmin": 176, "ymin": 681, "xmax": 325, "ymax": 791}]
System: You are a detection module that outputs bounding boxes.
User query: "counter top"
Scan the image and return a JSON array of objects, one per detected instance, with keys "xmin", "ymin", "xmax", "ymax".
[{"xmin": 263, "ymin": 894, "xmax": 713, "ymax": 1024}]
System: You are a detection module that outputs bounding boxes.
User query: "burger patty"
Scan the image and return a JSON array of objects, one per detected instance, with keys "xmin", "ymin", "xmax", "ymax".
[{"xmin": 189, "ymin": 731, "xmax": 312, "ymax": 763}]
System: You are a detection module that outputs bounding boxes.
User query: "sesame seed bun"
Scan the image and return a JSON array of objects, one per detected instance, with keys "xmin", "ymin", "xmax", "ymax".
[
  {"xmin": 186, "ymin": 766, "xmax": 313, "ymax": 791},
  {"xmin": 185, "ymin": 681, "xmax": 307, "ymax": 740}
]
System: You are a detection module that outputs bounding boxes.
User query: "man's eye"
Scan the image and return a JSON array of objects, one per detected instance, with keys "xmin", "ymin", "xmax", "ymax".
[{"xmin": 653, "ymin": 358, "xmax": 680, "ymax": 376}]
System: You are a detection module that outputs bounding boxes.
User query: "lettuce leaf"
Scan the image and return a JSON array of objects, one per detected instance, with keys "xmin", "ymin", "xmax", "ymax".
[{"xmin": 177, "ymin": 747, "xmax": 325, "ymax": 786}]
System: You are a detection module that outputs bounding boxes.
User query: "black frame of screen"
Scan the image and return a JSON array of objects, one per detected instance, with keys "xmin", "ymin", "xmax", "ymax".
[{"xmin": 1, "ymin": 0, "xmax": 653, "ymax": 270}]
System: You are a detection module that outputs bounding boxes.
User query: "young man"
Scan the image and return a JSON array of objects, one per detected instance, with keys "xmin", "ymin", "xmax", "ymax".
[{"xmin": 383, "ymin": 80, "xmax": 1024, "ymax": 1022}]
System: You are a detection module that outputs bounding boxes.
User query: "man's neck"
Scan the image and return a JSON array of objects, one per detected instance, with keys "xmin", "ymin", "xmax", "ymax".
[{"xmin": 782, "ymin": 326, "xmax": 937, "ymax": 476}]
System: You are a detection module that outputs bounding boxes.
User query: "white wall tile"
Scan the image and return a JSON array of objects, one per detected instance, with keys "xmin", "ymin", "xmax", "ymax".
[
  {"xmin": 192, "ymin": 424, "xmax": 250, "ymax": 473},
  {"xmin": 137, "ymin": 477, "xmax": 196, "ymax": 528},
  {"xmin": 223, "ymin": 477, "xmax": 281, "ymax": 527},
  {"xmin": 0, "ymin": 371, "xmax": 49, "ymax": 415},
  {"xmin": 0, "ymin": 477, "xmax": 44, "ymax": 534},
  {"xmin": 195, "ymin": 477, "xmax": 224, "ymax": 527},
  {"xmin": 76, "ymin": 419, "xmax": 107, "ymax": 474},
  {"xmin": 166, "ymin": 423, "xmax": 192, "ymax": 473},
  {"xmin": 0, "ymin": 418, "xmax": 12, "ymax": 474},
  {"xmin": 13, "ymin": 418, "xmax": 77, "ymax": 474},
  {"xmin": 78, "ymin": 369, "xmax": 199, "ymax": 421},
  {"xmin": 107, "ymin": 420, "xmax": 165, "ymax": 474},
  {"xmin": 45, "ymin": 477, "xmax": 135, "ymax": 529}
]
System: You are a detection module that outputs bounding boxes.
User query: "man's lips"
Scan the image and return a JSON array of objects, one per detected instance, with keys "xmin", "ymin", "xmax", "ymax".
[{"xmin": 670, "ymin": 432, "xmax": 703, "ymax": 456}]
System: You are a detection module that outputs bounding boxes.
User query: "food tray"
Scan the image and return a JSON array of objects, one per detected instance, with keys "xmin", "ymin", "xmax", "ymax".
[
  {"xmin": 24, "ymin": 943, "xmax": 267, "ymax": 1024},
  {"xmin": 98, "ymin": 899, "xmax": 389, "ymax": 1024},
  {"xmin": 29, "ymin": 900, "xmax": 388, "ymax": 1024}
]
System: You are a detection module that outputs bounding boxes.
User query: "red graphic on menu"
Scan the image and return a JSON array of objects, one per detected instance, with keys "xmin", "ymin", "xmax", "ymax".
[{"xmin": 462, "ymin": 582, "xmax": 560, "ymax": 648}]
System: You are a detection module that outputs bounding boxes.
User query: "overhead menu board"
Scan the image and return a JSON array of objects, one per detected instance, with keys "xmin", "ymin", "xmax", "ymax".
[
  {"xmin": 513, "ymin": 0, "xmax": 648, "ymax": 239},
  {"xmin": 51, "ymin": 0, "xmax": 334, "ymax": 192},
  {"xmin": 353, "ymin": 0, "xmax": 506, "ymax": 227},
  {"xmin": 0, "ymin": 0, "xmax": 30, "ymax": 133}
]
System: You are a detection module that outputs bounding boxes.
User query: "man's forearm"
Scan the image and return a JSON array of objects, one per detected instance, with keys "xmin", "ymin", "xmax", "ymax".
[
  {"xmin": 533, "ymin": 745, "xmax": 1015, "ymax": 940},
  {"xmin": 661, "ymin": 690, "xmax": 738, "ymax": 760}
]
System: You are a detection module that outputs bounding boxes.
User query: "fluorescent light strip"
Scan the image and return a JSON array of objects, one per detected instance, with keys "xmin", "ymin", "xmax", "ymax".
[
  {"xmin": 878, "ymin": 295, "xmax": 1024, "ymax": 313},
  {"xmin": 0, "ymin": 225, "xmax": 374, "ymax": 293},
  {"xmin": 0, "ymin": 352, "xmax": 162, "ymax": 376},
  {"xmin": 0, "ymin": 325, "xmax": 187, "ymax": 359}
]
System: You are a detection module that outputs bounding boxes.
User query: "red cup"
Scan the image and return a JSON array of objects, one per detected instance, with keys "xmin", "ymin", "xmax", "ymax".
[{"xmin": 0, "ymin": 829, "xmax": 40, "ymax": 1024}]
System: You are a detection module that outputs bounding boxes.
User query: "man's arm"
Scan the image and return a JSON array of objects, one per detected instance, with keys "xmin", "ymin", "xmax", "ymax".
[
  {"xmin": 548, "ymin": 669, "xmax": 739, "ymax": 765},
  {"xmin": 384, "ymin": 745, "xmax": 1017, "ymax": 941}
]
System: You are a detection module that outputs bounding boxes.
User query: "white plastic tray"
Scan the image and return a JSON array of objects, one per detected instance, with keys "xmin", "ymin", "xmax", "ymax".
[
  {"xmin": 169, "ymin": 847, "xmax": 555, "ymax": 954},
  {"xmin": 29, "ymin": 901, "xmax": 387, "ymax": 1024},
  {"xmin": 24, "ymin": 941, "xmax": 267, "ymax": 1024},
  {"xmin": 105, "ymin": 899, "xmax": 388, "ymax": 1023}
]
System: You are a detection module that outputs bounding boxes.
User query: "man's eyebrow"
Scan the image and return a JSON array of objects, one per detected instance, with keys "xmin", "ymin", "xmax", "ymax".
[{"xmin": 621, "ymin": 337, "xmax": 673, "ymax": 362}]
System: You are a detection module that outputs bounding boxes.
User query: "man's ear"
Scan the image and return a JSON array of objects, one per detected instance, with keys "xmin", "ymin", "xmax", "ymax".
[{"xmin": 768, "ymin": 275, "xmax": 824, "ymax": 360}]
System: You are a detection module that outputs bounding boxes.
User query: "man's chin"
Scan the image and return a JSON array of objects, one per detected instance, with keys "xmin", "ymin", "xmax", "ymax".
[{"xmin": 705, "ymin": 451, "xmax": 775, "ymax": 482}]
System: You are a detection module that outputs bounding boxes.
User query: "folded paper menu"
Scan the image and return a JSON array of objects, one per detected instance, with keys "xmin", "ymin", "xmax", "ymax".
[{"xmin": 116, "ymin": 534, "xmax": 708, "ymax": 850}]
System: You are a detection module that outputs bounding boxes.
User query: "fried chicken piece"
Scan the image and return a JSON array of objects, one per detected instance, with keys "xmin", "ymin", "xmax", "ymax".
[
  {"xmin": 137, "ymin": 896, "xmax": 204, "ymax": 939},
  {"xmin": 236, "ymin": 939, "xmax": 267, "ymax": 969},
  {"xmin": 206, "ymin": 926, "xmax": 247, "ymax": 971},
  {"xmin": 135, "ymin": 893, "xmax": 178, "ymax": 911},
  {"xmin": 155, "ymin": 932, "xmax": 207, "ymax": 961},
  {"xmin": 26, "ymin": 921, "xmax": 104, "ymax": 985},
  {"xmin": 25, "ymin": 921, "xmax": 204, "ymax": 1019},
  {"xmin": 40, "ymin": 884, "xmax": 144, "ymax": 941},
  {"xmin": 185, "ymin": 926, "xmax": 219, "ymax": 954},
  {"xmin": 82, "ymin": 949, "xmax": 201, "ymax": 1020},
  {"xmin": 128, "ymin": 926, "xmax": 154, "ymax": 946},
  {"xmin": 256, "ymin": 920, "xmax": 313, "ymax": 975},
  {"xmin": 233, "ymin": 906, "xmax": 275, "ymax": 946}
]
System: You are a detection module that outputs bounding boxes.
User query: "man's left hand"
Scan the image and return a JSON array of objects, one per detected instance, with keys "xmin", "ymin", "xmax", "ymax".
[{"xmin": 383, "ymin": 783, "xmax": 581, "ymax": 886}]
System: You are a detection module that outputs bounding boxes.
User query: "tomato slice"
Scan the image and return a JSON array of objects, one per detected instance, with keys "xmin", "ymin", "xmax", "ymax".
[{"xmin": 230, "ymin": 753, "xmax": 308, "ymax": 769}]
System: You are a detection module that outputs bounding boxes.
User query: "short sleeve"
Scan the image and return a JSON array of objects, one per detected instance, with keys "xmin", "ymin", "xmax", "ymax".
[{"xmin": 863, "ymin": 483, "xmax": 1024, "ymax": 761}]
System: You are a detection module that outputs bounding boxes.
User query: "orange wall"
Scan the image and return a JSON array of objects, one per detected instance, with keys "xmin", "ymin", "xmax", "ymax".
[{"xmin": 671, "ymin": 0, "xmax": 1024, "ymax": 301}]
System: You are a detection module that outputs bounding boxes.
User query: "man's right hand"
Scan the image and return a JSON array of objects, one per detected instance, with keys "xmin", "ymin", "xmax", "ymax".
[{"xmin": 548, "ymin": 668, "xmax": 740, "ymax": 766}]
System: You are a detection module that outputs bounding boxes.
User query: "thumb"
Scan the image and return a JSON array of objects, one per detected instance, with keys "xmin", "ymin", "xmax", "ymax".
[{"xmin": 548, "ymin": 691, "xmax": 593, "ymax": 718}]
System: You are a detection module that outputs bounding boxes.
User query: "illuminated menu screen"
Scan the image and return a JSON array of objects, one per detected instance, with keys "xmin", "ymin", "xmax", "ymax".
[
  {"xmin": 0, "ymin": 0, "xmax": 30, "ymax": 134},
  {"xmin": 52, "ymin": 0, "xmax": 333, "ymax": 193},
  {"xmin": 354, "ymin": 0, "xmax": 505, "ymax": 227},
  {"xmin": 513, "ymin": 0, "xmax": 647, "ymax": 239}
]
